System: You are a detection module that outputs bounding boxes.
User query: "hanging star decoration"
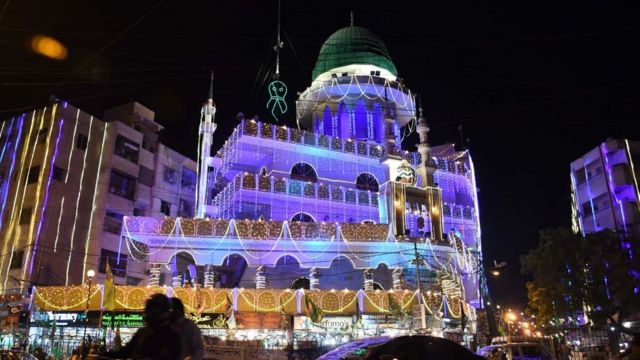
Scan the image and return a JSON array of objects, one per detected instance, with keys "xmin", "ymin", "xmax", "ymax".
[{"xmin": 267, "ymin": 80, "xmax": 288, "ymax": 122}]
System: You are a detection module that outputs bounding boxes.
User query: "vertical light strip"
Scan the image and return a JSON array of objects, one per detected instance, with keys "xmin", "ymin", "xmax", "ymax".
[
  {"xmin": 0, "ymin": 120, "xmax": 8, "ymax": 162},
  {"xmin": 53, "ymin": 197, "xmax": 65, "ymax": 252},
  {"xmin": 583, "ymin": 164, "xmax": 598, "ymax": 230},
  {"xmin": 28, "ymin": 115, "xmax": 64, "ymax": 278},
  {"xmin": 65, "ymin": 109, "xmax": 80, "ymax": 183},
  {"xmin": 2, "ymin": 109, "xmax": 44, "ymax": 290},
  {"xmin": 624, "ymin": 140, "xmax": 640, "ymax": 216},
  {"xmin": 81, "ymin": 122, "xmax": 107, "ymax": 282},
  {"xmin": 569, "ymin": 172, "xmax": 585, "ymax": 237},
  {"xmin": 0, "ymin": 118, "xmax": 17, "ymax": 229},
  {"xmin": 66, "ymin": 116, "xmax": 94, "ymax": 285},
  {"xmin": 23, "ymin": 104, "xmax": 58, "ymax": 283}
]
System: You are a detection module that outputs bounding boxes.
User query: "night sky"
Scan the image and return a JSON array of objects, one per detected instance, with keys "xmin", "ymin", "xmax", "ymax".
[{"xmin": 1, "ymin": 0, "xmax": 640, "ymax": 307}]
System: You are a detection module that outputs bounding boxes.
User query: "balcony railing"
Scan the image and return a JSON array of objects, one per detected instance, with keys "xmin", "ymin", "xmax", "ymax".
[
  {"xmin": 241, "ymin": 119, "xmax": 387, "ymax": 159},
  {"xmin": 234, "ymin": 172, "xmax": 379, "ymax": 207}
]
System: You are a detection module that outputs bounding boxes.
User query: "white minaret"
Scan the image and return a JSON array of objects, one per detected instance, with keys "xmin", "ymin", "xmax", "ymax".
[
  {"xmin": 196, "ymin": 72, "xmax": 217, "ymax": 218},
  {"xmin": 415, "ymin": 104, "xmax": 431, "ymax": 187}
]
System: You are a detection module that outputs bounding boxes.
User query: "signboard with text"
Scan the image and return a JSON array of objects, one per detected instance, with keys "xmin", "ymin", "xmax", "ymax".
[{"xmin": 293, "ymin": 316, "xmax": 353, "ymax": 333}]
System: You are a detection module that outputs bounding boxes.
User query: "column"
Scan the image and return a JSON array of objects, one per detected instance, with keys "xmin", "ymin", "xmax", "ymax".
[
  {"xmin": 392, "ymin": 267, "xmax": 404, "ymax": 290},
  {"xmin": 309, "ymin": 267, "xmax": 319, "ymax": 290},
  {"xmin": 203, "ymin": 264, "xmax": 215, "ymax": 288},
  {"xmin": 363, "ymin": 268, "xmax": 374, "ymax": 291},
  {"xmin": 147, "ymin": 264, "xmax": 161, "ymax": 287},
  {"xmin": 256, "ymin": 265, "xmax": 266, "ymax": 289}
]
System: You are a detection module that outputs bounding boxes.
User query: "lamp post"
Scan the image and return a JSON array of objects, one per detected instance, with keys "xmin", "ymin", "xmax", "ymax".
[{"xmin": 81, "ymin": 269, "xmax": 95, "ymax": 359}]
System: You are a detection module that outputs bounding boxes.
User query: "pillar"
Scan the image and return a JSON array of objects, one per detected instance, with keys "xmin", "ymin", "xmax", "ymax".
[
  {"xmin": 392, "ymin": 267, "xmax": 405, "ymax": 290},
  {"xmin": 147, "ymin": 264, "xmax": 161, "ymax": 287},
  {"xmin": 203, "ymin": 264, "xmax": 215, "ymax": 288},
  {"xmin": 363, "ymin": 268, "xmax": 374, "ymax": 291},
  {"xmin": 309, "ymin": 267, "xmax": 319, "ymax": 290},
  {"xmin": 256, "ymin": 265, "xmax": 266, "ymax": 289}
]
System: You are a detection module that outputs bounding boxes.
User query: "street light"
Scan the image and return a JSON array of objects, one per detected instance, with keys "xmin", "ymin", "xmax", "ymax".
[
  {"xmin": 505, "ymin": 311, "xmax": 518, "ymax": 342},
  {"xmin": 81, "ymin": 269, "xmax": 95, "ymax": 359}
]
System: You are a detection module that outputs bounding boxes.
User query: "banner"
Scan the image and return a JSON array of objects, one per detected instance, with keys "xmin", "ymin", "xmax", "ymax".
[{"xmin": 235, "ymin": 313, "xmax": 282, "ymax": 329}]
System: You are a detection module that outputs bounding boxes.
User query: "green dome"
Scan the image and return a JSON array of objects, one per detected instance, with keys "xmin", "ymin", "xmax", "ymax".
[{"xmin": 312, "ymin": 26, "xmax": 398, "ymax": 81}]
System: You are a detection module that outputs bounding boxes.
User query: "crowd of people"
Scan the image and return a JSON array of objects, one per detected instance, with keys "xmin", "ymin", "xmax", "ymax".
[{"xmin": 68, "ymin": 294, "xmax": 204, "ymax": 360}]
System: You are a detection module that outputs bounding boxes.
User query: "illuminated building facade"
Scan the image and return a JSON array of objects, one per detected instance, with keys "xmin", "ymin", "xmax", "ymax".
[
  {"xmin": 121, "ymin": 24, "xmax": 484, "ymax": 337},
  {"xmin": 570, "ymin": 138, "xmax": 640, "ymax": 237},
  {"xmin": 0, "ymin": 101, "xmax": 197, "ymax": 293}
]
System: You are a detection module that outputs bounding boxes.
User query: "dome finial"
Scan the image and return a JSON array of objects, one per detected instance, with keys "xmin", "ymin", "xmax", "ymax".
[{"xmin": 350, "ymin": 10, "xmax": 354, "ymax": 26}]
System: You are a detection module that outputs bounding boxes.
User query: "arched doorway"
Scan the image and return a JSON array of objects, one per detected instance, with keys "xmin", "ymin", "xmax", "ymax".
[{"xmin": 356, "ymin": 173, "xmax": 379, "ymax": 192}]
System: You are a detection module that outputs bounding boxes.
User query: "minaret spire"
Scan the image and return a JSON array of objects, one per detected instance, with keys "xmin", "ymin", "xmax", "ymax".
[
  {"xmin": 350, "ymin": 10, "xmax": 354, "ymax": 26},
  {"xmin": 208, "ymin": 71, "xmax": 214, "ymax": 100},
  {"xmin": 415, "ymin": 94, "xmax": 432, "ymax": 187},
  {"xmin": 196, "ymin": 71, "xmax": 217, "ymax": 218}
]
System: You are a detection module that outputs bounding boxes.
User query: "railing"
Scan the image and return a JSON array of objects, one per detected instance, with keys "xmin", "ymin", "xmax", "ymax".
[
  {"xmin": 241, "ymin": 119, "xmax": 387, "ymax": 159},
  {"xmin": 235, "ymin": 172, "xmax": 379, "ymax": 207},
  {"xmin": 214, "ymin": 119, "xmax": 471, "ymax": 176}
]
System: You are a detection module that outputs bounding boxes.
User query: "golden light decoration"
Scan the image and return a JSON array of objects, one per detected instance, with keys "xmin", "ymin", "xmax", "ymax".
[
  {"xmin": 30, "ymin": 34, "xmax": 68, "ymax": 60},
  {"xmin": 161, "ymin": 218, "xmax": 176, "ymax": 235}
]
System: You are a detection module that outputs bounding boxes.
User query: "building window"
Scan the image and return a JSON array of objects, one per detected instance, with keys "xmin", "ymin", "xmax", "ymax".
[
  {"xmin": 178, "ymin": 199, "xmax": 193, "ymax": 218},
  {"xmin": 160, "ymin": 201, "xmax": 171, "ymax": 216},
  {"xmin": 181, "ymin": 168, "xmax": 196, "ymax": 190},
  {"xmin": 355, "ymin": 173, "xmax": 379, "ymax": 192},
  {"xmin": 581, "ymin": 201, "xmax": 594, "ymax": 217},
  {"xmin": 114, "ymin": 135, "xmax": 140, "ymax": 163},
  {"xmin": 76, "ymin": 133, "xmax": 88, "ymax": 150},
  {"xmin": 138, "ymin": 165, "xmax": 154, "ymax": 187},
  {"xmin": 9, "ymin": 250, "xmax": 24, "ymax": 269},
  {"xmin": 290, "ymin": 163, "xmax": 317, "ymax": 183},
  {"xmin": 164, "ymin": 166, "xmax": 177, "ymax": 184},
  {"xmin": 99, "ymin": 249, "xmax": 127, "ymax": 277},
  {"xmin": 27, "ymin": 166, "xmax": 40, "ymax": 184},
  {"xmin": 19, "ymin": 207, "xmax": 32, "ymax": 225},
  {"xmin": 53, "ymin": 166, "xmax": 66, "ymax": 182},
  {"xmin": 133, "ymin": 207, "xmax": 145, "ymax": 216},
  {"xmin": 103, "ymin": 210, "xmax": 124, "ymax": 234},
  {"xmin": 108, "ymin": 170, "xmax": 136, "ymax": 200}
]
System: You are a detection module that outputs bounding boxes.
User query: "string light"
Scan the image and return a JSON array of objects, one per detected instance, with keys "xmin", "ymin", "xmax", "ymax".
[
  {"xmin": 2, "ymin": 109, "xmax": 41, "ymax": 291},
  {"xmin": 81, "ymin": 123, "xmax": 108, "ymax": 281},
  {"xmin": 66, "ymin": 115, "xmax": 94, "ymax": 285}
]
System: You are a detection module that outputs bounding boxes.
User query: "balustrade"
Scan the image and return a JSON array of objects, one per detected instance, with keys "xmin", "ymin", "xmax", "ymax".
[{"xmin": 238, "ymin": 172, "xmax": 378, "ymax": 207}]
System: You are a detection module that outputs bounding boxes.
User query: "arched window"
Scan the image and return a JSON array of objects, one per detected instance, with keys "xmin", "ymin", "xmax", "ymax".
[
  {"xmin": 356, "ymin": 173, "xmax": 379, "ymax": 192},
  {"xmin": 291, "ymin": 212, "xmax": 315, "ymax": 222},
  {"xmin": 290, "ymin": 163, "xmax": 318, "ymax": 183},
  {"xmin": 323, "ymin": 106, "xmax": 333, "ymax": 136},
  {"xmin": 354, "ymin": 100, "xmax": 368, "ymax": 140}
]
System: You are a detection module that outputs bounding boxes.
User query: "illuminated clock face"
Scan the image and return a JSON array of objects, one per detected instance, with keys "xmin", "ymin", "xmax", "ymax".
[{"xmin": 395, "ymin": 160, "xmax": 416, "ymax": 186}]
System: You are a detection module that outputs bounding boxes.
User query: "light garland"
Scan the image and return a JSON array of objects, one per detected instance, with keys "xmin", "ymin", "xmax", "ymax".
[
  {"xmin": 82, "ymin": 123, "xmax": 108, "ymax": 281},
  {"xmin": 66, "ymin": 115, "xmax": 94, "ymax": 285},
  {"xmin": 2, "ymin": 109, "xmax": 40, "ymax": 291}
]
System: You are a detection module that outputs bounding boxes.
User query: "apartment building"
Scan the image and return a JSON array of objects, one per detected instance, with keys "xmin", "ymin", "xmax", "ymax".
[{"xmin": 0, "ymin": 100, "xmax": 196, "ymax": 294}]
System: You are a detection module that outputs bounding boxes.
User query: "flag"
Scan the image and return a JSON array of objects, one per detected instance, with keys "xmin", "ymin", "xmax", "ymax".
[
  {"xmin": 304, "ymin": 295, "xmax": 324, "ymax": 324},
  {"xmin": 279, "ymin": 305, "xmax": 288, "ymax": 330},
  {"xmin": 104, "ymin": 262, "xmax": 115, "ymax": 311},
  {"xmin": 388, "ymin": 293, "xmax": 402, "ymax": 318},
  {"xmin": 224, "ymin": 292, "xmax": 233, "ymax": 317},
  {"xmin": 355, "ymin": 300, "xmax": 362, "ymax": 326}
]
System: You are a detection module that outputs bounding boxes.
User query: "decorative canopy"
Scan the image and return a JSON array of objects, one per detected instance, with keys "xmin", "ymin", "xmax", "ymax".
[{"xmin": 312, "ymin": 26, "xmax": 398, "ymax": 81}]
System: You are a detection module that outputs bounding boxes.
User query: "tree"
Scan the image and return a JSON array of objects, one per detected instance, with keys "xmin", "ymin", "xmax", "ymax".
[{"xmin": 521, "ymin": 227, "xmax": 640, "ymax": 327}]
